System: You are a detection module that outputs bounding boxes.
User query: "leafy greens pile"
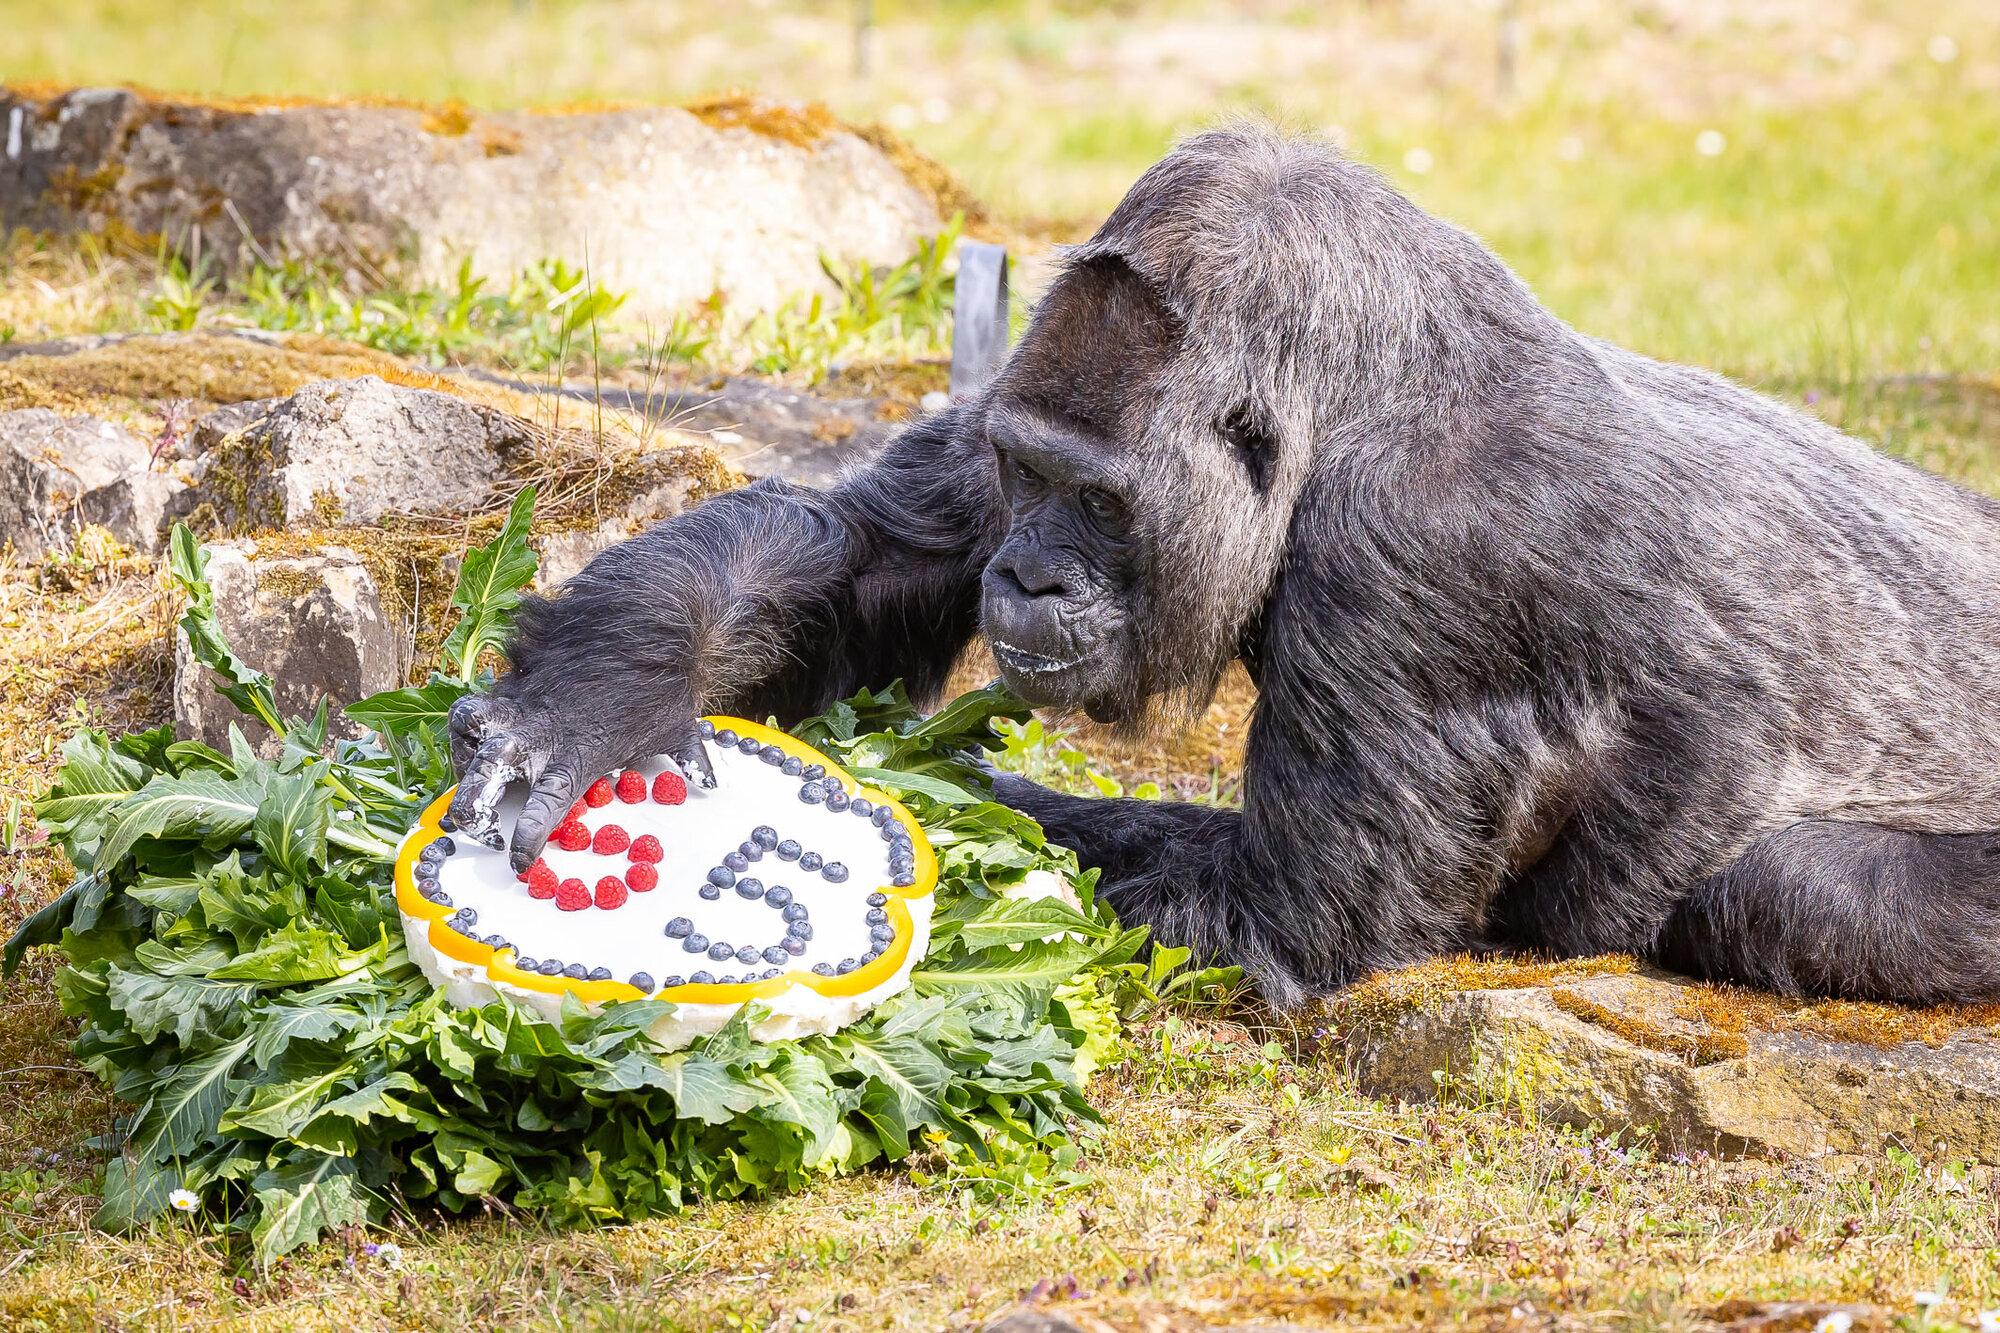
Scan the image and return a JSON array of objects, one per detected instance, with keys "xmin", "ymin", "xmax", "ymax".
[{"xmin": 7, "ymin": 490, "xmax": 1160, "ymax": 1262}]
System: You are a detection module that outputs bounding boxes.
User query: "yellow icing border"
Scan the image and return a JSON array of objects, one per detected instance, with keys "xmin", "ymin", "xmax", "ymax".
[{"xmin": 395, "ymin": 716, "xmax": 939, "ymax": 1006}]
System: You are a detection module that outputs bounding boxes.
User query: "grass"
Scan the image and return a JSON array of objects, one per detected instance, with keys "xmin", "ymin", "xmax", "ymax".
[{"xmin": 3, "ymin": 0, "xmax": 2000, "ymax": 1327}]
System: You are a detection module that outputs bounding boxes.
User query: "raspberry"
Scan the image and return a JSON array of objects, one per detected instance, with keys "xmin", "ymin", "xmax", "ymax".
[
  {"xmin": 615, "ymin": 770, "xmax": 647, "ymax": 803},
  {"xmin": 629, "ymin": 834, "xmax": 665, "ymax": 864},
  {"xmin": 584, "ymin": 777, "xmax": 616, "ymax": 808},
  {"xmin": 594, "ymin": 875, "xmax": 629, "ymax": 910},
  {"xmin": 592, "ymin": 824, "xmax": 631, "ymax": 856},
  {"xmin": 652, "ymin": 771, "xmax": 687, "ymax": 806},
  {"xmin": 566, "ymin": 801, "xmax": 587, "ymax": 824},
  {"xmin": 555, "ymin": 878, "xmax": 591, "ymax": 911},
  {"xmin": 626, "ymin": 862, "xmax": 659, "ymax": 892},
  {"xmin": 522, "ymin": 860, "xmax": 559, "ymax": 899},
  {"xmin": 553, "ymin": 820, "xmax": 592, "ymax": 852}
]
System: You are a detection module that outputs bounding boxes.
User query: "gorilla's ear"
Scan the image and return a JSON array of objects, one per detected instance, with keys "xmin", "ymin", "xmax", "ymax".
[{"xmin": 1218, "ymin": 405, "xmax": 1276, "ymax": 494}]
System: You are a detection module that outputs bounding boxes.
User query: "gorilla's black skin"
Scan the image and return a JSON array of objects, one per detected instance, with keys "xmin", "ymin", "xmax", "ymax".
[{"xmin": 451, "ymin": 127, "xmax": 2000, "ymax": 1010}]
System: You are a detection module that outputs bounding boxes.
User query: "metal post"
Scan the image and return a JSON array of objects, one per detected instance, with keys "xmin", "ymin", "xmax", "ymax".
[{"xmin": 949, "ymin": 241, "xmax": 1010, "ymax": 400}]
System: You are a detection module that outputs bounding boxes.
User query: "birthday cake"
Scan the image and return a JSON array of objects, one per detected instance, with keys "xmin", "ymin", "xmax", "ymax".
[{"xmin": 394, "ymin": 717, "xmax": 938, "ymax": 1049}]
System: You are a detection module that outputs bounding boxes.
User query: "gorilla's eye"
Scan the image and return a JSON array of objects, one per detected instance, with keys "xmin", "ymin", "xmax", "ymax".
[
  {"xmin": 1079, "ymin": 487, "xmax": 1126, "ymax": 532},
  {"xmin": 1008, "ymin": 455, "xmax": 1046, "ymax": 492},
  {"xmin": 1219, "ymin": 407, "xmax": 1274, "ymax": 493}
]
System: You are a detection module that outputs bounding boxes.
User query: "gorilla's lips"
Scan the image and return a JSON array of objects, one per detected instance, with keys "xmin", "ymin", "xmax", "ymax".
[{"xmin": 991, "ymin": 640, "xmax": 1080, "ymax": 677}]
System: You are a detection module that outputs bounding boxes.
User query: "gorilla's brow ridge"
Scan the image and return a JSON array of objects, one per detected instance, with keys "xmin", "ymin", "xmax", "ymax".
[{"xmin": 986, "ymin": 400, "xmax": 1136, "ymax": 489}]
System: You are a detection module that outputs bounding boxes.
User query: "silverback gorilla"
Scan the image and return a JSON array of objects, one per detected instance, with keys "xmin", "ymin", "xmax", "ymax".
[{"xmin": 449, "ymin": 126, "xmax": 2000, "ymax": 1010}]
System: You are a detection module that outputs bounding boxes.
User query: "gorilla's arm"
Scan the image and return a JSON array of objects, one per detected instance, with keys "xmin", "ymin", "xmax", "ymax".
[{"xmin": 449, "ymin": 409, "xmax": 1004, "ymax": 866}]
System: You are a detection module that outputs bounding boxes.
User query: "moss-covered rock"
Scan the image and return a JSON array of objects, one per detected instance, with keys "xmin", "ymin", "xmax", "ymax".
[{"xmin": 1333, "ymin": 959, "xmax": 2000, "ymax": 1162}]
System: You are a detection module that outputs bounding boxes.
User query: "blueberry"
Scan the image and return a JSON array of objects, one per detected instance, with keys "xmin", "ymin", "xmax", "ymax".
[
  {"xmin": 872, "ymin": 806, "xmax": 894, "ymax": 827},
  {"xmin": 892, "ymin": 870, "xmax": 916, "ymax": 886},
  {"xmin": 765, "ymin": 884, "xmax": 792, "ymax": 908},
  {"xmin": 707, "ymin": 865, "xmax": 736, "ymax": 888},
  {"xmin": 780, "ymin": 756, "xmax": 803, "ymax": 776},
  {"xmin": 629, "ymin": 971, "xmax": 655, "ymax": 991},
  {"xmin": 783, "ymin": 936, "xmax": 808, "ymax": 956},
  {"xmin": 822, "ymin": 862, "xmax": 849, "ymax": 883},
  {"xmin": 866, "ymin": 892, "xmax": 887, "ymax": 907},
  {"xmin": 419, "ymin": 845, "xmax": 444, "ymax": 864},
  {"xmin": 661, "ymin": 975, "xmax": 684, "ymax": 988},
  {"xmin": 800, "ymin": 851, "xmax": 824, "ymax": 872},
  {"xmin": 788, "ymin": 921, "xmax": 814, "ymax": 942},
  {"xmin": 763, "ymin": 945, "xmax": 790, "ymax": 966},
  {"xmin": 437, "ymin": 838, "xmax": 456, "ymax": 856},
  {"xmin": 483, "ymin": 933, "xmax": 506, "ymax": 947},
  {"xmin": 850, "ymin": 798, "xmax": 874, "ymax": 817},
  {"xmin": 752, "ymin": 826, "xmax": 779, "ymax": 849},
  {"xmin": 870, "ymin": 924, "xmax": 895, "ymax": 946},
  {"xmin": 538, "ymin": 958, "xmax": 564, "ymax": 976},
  {"xmin": 695, "ymin": 719, "xmax": 715, "ymax": 737},
  {"xmin": 708, "ymin": 941, "xmax": 734, "ymax": 961},
  {"xmin": 684, "ymin": 933, "xmax": 710, "ymax": 953},
  {"xmin": 515, "ymin": 956, "xmax": 538, "ymax": 971},
  {"xmin": 563, "ymin": 963, "xmax": 588, "ymax": 980},
  {"xmin": 782, "ymin": 902, "xmax": 809, "ymax": 923},
  {"xmin": 825, "ymin": 788, "xmax": 850, "ymax": 812},
  {"xmin": 690, "ymin": 970, "xmax": 715, "ymax": 985},
  {"xmin": 421, "ymin": 887, "xmax": 448, "ymax": 906},
  {"xmin": 737, "ymin": 736, "xmax": 762, "ymax": 754},
  {"xmin": 665, "ymin": 917, "xmax": 694, "ymax": 939},
  {"xmin": 735, "ymin": 944, "xmax": 761, "ymax": 965},
  {"xmin": 776, "ymin": 839, "xmax": 801, "ymax": 861},
  {"xmin": 866, "ymin": 907, "xmax": 888, "ymax": 925},
  {"xmin": 738, "ymin": 841, "xmax": 763, "ymax": 861},
  {"xmin": 881, "ymin": 825, "xmax": 902, "ymax": 843},
  {"xmin": 736, "ymin": 876, "xmax": 764, "ymax": 899},
  {"xmin": 587, "ymin": 967, "xmax": 613, "ymax": 981},
  {"xmin": 453, "ymin": 907, "xmax": 479, "ymax": 927},
  {"xmin": 862, "ymin": 948, "xmax": 882, "ymax": 965},
  {"xmin": 837, "ymin": 958, "xmax": 858, "ymax": 974},
  {"xmin": 801, "ymin": 764, "xmax": 825, "ymax": 781},
  {"xmin": 812, "ymin": 961, "xmax": 835, "ymax": 976},
  {"xmin": 724, "ymin": 851, "xmax": 749, "ymax": 873},
  {"xmin": 714, "ymin": 728, "xmax": 738, "ymax": 747},
  {"xmin": 798, "ymin": 782, "xmax": 826, "ymax": 805},
  {"xmin": 438, "ymin": 815, "xmax": 459, "ymax": 832},
  {"xmin": 700, "ymin": 884, "xmax": 722, "ymax": 901},
  {"xmin": 760, "ymin": 747, "xmax": 786, "ymax": 765}
]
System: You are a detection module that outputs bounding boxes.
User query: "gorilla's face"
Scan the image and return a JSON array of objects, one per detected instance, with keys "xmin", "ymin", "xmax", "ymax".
[{"xmin": 977, "ymin": 253, "xmax": 1285, "ymax": 725}]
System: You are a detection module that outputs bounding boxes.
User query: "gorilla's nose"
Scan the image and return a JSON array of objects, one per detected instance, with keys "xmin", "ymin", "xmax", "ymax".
[{"xmin": 991, "ymin": 546, "xmax": 1071, "ymax": 600}]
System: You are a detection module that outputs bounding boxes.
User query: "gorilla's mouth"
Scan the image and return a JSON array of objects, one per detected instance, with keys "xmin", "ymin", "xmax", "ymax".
[{"xmin": 991, "ymin": 640, "xmax": 1081, "ymax": 676}]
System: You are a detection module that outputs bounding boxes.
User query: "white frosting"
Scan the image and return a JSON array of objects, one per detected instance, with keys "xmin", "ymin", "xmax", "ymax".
[{"xmin": 398, "ymin": 739, "xmax": 934, "ymax": 1050}]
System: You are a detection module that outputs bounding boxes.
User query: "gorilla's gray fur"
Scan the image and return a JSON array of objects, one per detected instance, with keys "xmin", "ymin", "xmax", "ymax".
[{"xmin": 453, "ymin": 124, "xmax": 2000, "ymax": 1008}]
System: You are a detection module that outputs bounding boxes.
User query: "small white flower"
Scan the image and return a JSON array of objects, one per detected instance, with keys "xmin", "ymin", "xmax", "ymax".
[
  {"xmin": 1402, "ymin": 147, "xmax": 1435, "ymax": 175},
  {"xmin": 373, "ymin": 1241, "xmax": 403, "ymax": 1269},
  {"xmin": 1812, "ymin": 1314, "xmax": 1852, "ymax": 1333},
  {"xmin": 1914, "ymin": 1291, "xmax": 1944, "ymax": 1308},
  {"xmin": 169, "ymin": 1187, "xmax": 198, "ymax": 1212},
  {"xmin": 1976, "ymin": 1310, "xmax": 2000, "ymax": 1333},
  {"xmin": 1695, "ymin": 129, "xmax": 1727, "ymax": 158},
  {"xmin": 1928, "ymin": 35, "xmax": 1959, "ymax": 64}
]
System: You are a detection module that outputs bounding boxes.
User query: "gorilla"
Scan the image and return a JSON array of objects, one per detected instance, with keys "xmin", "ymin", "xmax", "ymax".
[{"xmin": 450, "ymin": 125, "xmax": 2000, "ymax": 1010}]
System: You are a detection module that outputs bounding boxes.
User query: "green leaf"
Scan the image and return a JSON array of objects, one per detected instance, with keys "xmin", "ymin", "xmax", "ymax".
[
  {"xmin": 210, "ymin": 919, "xmax": 376, "ymax": 985},
  {"xmin": 3, "ymin": 875, "xmax": 102, "ymax": 978},
  {"xmin": 441, "ymin": 486, "xmax": 538, "ymax": 682},
  {"xmin": 105, "ymin": 964, "xmax": 257, "ymax": 1044},
  {"xmin": 123, "ymin": 1033, "xmax": 254, "ymax": 1162},
  {"xmin": 250, "ymin": 1154, "xmax": 373, "ymax": 1264},
  {"xmin": 345, "ymin": 677, "xmax": 469, "ymax": 745},
  {"xmin": 846, "ymin": 766, "xmax": 984, "ymax": 807},
  {"xmin": 96, "ymin": 772, "xmax": 265, "ymax": 870},
  {"xmin": 253, "ymin": 771, "xmax": 329, "ymax": 880},
  {"xmin": 37, "ymin": 730, "xmax": 150, "ymax": 857},
  {"xmin": 166, "ymin": 524, "xmax": 285, "ymax": 734}
]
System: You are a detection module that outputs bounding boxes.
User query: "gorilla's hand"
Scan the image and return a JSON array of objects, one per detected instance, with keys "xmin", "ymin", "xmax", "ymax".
[{"xmin": 446, "ymin": 684, "xmax": 714, "ymax": 873}]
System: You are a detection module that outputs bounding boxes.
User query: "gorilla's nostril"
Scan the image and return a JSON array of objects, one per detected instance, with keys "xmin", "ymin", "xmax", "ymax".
[{"xmin": 997, "ymin": 552, "xmax": 1067, "ymax": 599}]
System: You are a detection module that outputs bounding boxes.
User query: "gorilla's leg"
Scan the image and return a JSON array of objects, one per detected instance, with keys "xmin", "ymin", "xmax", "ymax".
[{"xmin": 1654, "ymin": 820, "xmax": 2000, "ymax": 1004}]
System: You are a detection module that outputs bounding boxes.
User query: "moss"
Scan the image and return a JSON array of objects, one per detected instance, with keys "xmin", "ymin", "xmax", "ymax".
[
  {"xmin": 684, "ymin": 93, "xmax": 839, "ymax": 149},
  {"xmin": 307, "ymin": 488, "xmax": 345, "ymax": 526},
  {"xmin": 1551, "ymin": 988, "xmax": 1749, "ymax": 1066},
  {"xmin": 0, "ymin": 333, "xmax": 411, "ymax": 414},
  {"xmin": 419, "ymin": 100, "xmax": 475, "ymax": 137},
  {"xmin": 820, "ymin": 358, "xmax": 948, "ymax": 412},
  {"xmin": 1339, "ymin": 953, "xmax": 1640, "ymax": 1022}
]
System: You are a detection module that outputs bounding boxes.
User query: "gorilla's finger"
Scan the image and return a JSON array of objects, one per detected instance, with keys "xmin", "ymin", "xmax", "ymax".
[
  {"xmin": 510, "ymin": 762, "xmax": 581, "ymax": 873},
  {"xmin": 668, "ymin": 729, "xmax": 716, "ymax": 790},
  {"xmin": 448, "ymin": 694, "xmax": 509, "ymax": 778},
  {"xmin": 448, "ymin": 735, "xmax": 528, "ymax": 848}
]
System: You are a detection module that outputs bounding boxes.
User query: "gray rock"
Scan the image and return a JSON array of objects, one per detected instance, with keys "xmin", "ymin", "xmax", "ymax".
[
  {"xmin": 1336, "ymin": 967, "xmax": 2000, "ymax": 1163},
  {"xmin": 0, "ymin": 408, "xmax": 183, "ymax": 556},
  {"xmin": 168, "ymin": 375, "xmax": 524, "ymax": 530},
  {"xmin": 172, "ymin": 541, "xmax": 404, "ymax": 749},
  {"xmin": 185, "ymin": 397, "xmax": 282, "ymax": 459},
  {"xmin": 2, "ymin": 87, "xmax": 943, "ymax": 319},
  {"xmin": 534, "ymin": 448, "xmax": 719, "ymax": 588}
]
